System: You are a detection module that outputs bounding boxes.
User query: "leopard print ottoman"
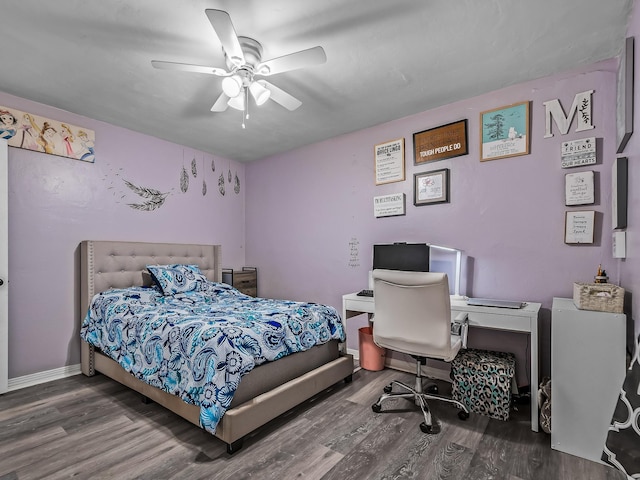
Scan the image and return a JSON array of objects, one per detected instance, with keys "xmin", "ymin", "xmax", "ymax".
[{"xmin": 451, "ymin": 348, "xmax": 516, "ymax": 421}]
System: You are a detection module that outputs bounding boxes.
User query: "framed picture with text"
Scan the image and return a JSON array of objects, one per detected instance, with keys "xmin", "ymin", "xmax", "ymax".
[
  {"xmin": 413, "ymin": 168, "xmax": 449, "ymax": 206},
  {"xmin": 480, "ymin": 101, "xmax": 530, "ymax": 161},
  {"xmin": 565, "ymin": 170, "xmax": 594, "ymax": 206},
  {"xmin": 374, "ymin": 138, "xmax": 405, "ymax": 185},
  {"xmin": 413, "ymin": 119, "xmax": 468, "ymax": 164},
  {"xmin": 564, "ymin": 210, "xmax": 595, "ymax": 244}
]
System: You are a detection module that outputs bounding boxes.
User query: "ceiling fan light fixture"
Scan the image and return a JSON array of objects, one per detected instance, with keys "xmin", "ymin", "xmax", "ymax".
[
  {"xmin": 249, "ymin": 81, "xmax": 271, "ymax": 106},
  {"xmin": 227, "ymin": 91, "xmax": 246, "ymax": 111},
  {"xmin": 222, "ymin": 74, "xmax": 243, "ymax": 97}
]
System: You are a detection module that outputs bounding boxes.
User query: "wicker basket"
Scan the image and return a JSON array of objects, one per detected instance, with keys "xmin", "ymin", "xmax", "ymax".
[{"xmin": 573, "ymin": 282, "xmax": 624, "ymax": 313}]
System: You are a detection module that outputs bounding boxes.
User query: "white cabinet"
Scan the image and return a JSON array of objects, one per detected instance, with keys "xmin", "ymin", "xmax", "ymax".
[{"xmin": 551, "ymin": 297, "xmax": 626, "ymax": 463}]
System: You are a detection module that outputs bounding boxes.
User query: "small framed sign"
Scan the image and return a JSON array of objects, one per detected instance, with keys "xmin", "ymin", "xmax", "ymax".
[
  {"xmin": 374, "ymin": 138, "xmax": 405, "ymax": 185},
  {"xmin": 413, "ymin": 120, "xmax": 468, "ymax": 164},
  {"xmin": 561, "ymin": 137, "xmax": 596, "ymax": 168},
  {"xmin": 565, "ymin": 210, "xmax": 595, "ymax": 244},
  {"xmin": 374, "ymin": 193, "xmax": 406, "ymax": 218},
  {"xmin": 565, "ymin": 170, "xmax": 594, "ymax": 206},
  {"xmin": 414, "ymin": 168, "xmax": 449, "ymax": 206}
]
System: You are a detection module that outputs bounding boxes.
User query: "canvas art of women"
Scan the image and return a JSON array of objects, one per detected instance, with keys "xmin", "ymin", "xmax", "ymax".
[
  {"xmin": 24, "ymin": 113, "xmax": 58, "ymax": 155},
  {"xmin": 0, "ymin": 109, "xmax": 18, "ymax": 140}
]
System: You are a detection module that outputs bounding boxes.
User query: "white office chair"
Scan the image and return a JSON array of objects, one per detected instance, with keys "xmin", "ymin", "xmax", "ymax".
[{"xmin": 371, "ymin": 269, "xmax": 470, "ymax": 433}]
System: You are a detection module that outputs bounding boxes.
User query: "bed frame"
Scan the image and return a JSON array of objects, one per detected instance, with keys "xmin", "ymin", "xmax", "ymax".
[{"xmin": 79, "ymin": 240, "xmax": 353, "ymax": 453}]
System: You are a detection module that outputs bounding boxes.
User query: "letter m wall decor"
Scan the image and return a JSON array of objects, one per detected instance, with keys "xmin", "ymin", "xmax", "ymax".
[{"xmin": 543, "ymin": 90, "xmax": 594, "ymax": 138}]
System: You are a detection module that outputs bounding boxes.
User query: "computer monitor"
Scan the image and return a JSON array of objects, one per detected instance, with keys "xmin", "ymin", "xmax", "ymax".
[
  {"xmin": 372, "ymin": 243, "xmax": 430, "ymax": 272},
  {"xmin": 371, "ymin": 242, "xmax": 464, "ymax": 297}
]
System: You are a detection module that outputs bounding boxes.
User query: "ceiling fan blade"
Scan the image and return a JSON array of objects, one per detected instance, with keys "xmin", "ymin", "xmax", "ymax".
[
  {"xmin": 211, "ymin": 92, "xmax": 230, "ymax": 112},
  {"xmin": 151, "ymin": 60, "xmax": 228, "ymax": 76},
  {"xmin": 260, "ymin": 81, "xmax": 302, "ymax": 111},
  {"xmin": 205, "ymin": 9, "xmax": 245, "ymax": 67},
  {"xmin": 257, "ymin": 46, "xmax": 326, "ymax": 76}
]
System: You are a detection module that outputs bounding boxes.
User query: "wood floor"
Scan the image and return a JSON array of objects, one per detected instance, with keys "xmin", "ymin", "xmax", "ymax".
[{"xmin": 0, "ymin": 367, "xmax": 626, "ymax": 480}]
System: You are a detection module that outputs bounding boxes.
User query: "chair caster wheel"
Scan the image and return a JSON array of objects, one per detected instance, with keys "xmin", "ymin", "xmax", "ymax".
[
  {"xmin": 420, "ymin": 422, "xmax": 440, "ymax": 434},
  {"xmin": 372, "ymin": 403, "xmax": 382, "ymax": 413},
  {"xmin": 383, "ymin": 385, "xmax": 392, "ymax": 394},
  {"xmin": 426, "ymin": 384, "xmax": 438, "ymax": 394},
  {"xmin": 458, "ymin": 410, "xmax": 470, "ymax": 420}
]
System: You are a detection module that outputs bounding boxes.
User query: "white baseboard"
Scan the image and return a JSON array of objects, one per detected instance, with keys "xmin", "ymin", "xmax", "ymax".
[
  {"xmin": 385, "ymin": 356, "xmax": 451, "ymax": 383},
  {"xmin": 347, "ymin": 347, "xmax": 359, "ymax": 359},
  {"xmin": 8, "ymin": 363, "xmax": 81, "ymax": 392},
  {"xmin": 348, "ymin": 347, "xmax": 451, "ymax": 383}
]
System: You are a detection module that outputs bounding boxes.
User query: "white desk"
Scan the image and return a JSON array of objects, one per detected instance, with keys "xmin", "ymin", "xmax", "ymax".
[{"xmin": 342, "ymin": 292, "xmax": 542, "ymax": 432}]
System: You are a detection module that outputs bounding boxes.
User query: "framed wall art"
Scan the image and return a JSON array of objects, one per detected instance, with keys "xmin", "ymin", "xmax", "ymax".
[
  {"xmin": 374, "ymin": 138, "xmax": 405, "ymax": 185},
  {"xmin": 0, "ymin": 105, "xmax": 95, "ymax": 162},
  {"xmin": 480, "ymin": 101, "xmax": 530, "ymax": 161},
  {"xmin": 414, "ymin": 168, "xmax": 449, "ymax": 206},
  {"xmin": 413, "ymin": 119, "xmax": 468, "ymax": 164},
  {"xmin": 373, "ymin": 193, "xmax": 406, "ymax": 218},
  {"xmin": 565, "ymin": 170, "xmax": 594, "ymax": 206},
  {"xmin": 616, "ymin": 36, "xmax": 634, "ymax": 154},
  {"xmin": 612, "ymin": 156, "xmax": 628, "ymax": 229},
  {"xmin": 564, "ymin": 210, "xmax": 595, "ymax": 244}
]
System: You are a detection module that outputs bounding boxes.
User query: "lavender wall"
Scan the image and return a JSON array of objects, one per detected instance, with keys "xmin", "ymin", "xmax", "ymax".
[
  {"xmin": 3, "ymin": 92, "xmax": 246, "ymax": 378},
  {"xmin": 620, "ymin": 1, "xmax": 640, "ymax": 343},
  {"xmin": 245, "ymin": 60, "xmax": 624, "ymax": 384}
]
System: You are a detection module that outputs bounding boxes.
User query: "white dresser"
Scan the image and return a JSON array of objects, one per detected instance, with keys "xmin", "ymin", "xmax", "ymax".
[{"xmin": 551, "ymin": 297, "xmax": 626, "ymax": 463}]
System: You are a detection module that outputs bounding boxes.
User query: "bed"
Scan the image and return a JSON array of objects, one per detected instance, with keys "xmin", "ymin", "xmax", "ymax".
[{"xmin": 79, "ymin": 240, "xmax": 354, "ymax": 453}]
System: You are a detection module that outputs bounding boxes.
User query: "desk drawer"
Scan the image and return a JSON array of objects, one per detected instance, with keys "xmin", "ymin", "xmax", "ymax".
[{"xmin": 453, "ymin": 310, "xmax": 531, "ymax": 333}]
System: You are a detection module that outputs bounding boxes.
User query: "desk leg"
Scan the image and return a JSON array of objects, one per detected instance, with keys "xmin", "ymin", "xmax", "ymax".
[
  {"xmin": 530, "ymin": 322, "xmax": 539, "ymax": 432},
  {"xmin": 341, "ymin": 305, "xmax": 365, "ymax": 355}
]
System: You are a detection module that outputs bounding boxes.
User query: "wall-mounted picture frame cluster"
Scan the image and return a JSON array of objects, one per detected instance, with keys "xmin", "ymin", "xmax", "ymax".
[{"xmin": 373, "ymin": 98, "xmax": 536, "ymax": 215}]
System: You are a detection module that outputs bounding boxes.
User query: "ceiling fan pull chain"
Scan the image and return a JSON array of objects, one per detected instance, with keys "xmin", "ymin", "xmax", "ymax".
[
  {"xmin": 241, "ymin": 92, "xmax": 246, "ymax": 129},
  {"xmin": 245, "ymin": 88, "xmax": 250, "ymax": 120}
]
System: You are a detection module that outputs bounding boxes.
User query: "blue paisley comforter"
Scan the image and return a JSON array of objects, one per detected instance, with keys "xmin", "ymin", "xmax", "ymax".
[{"xmin": 80, "ymin": 281, "xmax": 345, "ymax": 434}]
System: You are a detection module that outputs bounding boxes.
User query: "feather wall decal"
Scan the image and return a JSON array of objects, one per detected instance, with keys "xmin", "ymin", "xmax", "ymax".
[
  {"xmin": 211, "ymin": 158, "xmax": 216, "ymax": 172},
  {"xmin": 180, "ymin": 166, "xmax": 189, "ymax": 193},
  {"xmin": 123, "ymin": 179, "xmax": 169, "ymax": 211},
  {"xmin": 191, "ymin": 157, "xmax": 197, "ymax": 178},
  {"xmin": 128, "ymin": 197, "xmax": 168, "ymax": 211},
  {"xmin": 228, "ymin": 168, "xmax": 232, "ymax": 183},
  {"xmin": 234, "ymin": 172, "xmax": 240, "ymax": 194},
  {"xmin": 201, "ymin": 157, "xmax": 207, "ymax": 196},
  {"xmin": 218, "ymin": 172, "xmax": 225, "ymax": 196}
]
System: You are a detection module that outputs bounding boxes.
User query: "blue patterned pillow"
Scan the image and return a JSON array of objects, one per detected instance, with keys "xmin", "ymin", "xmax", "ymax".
[{"xmin": 146, "ymin": 264, "xmax": 208, "ymax": 295}]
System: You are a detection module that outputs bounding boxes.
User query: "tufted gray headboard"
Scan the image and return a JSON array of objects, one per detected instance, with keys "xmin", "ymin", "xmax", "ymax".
[{"xmin": 80, "ymin": 240, "xmax": 222, "ymax": 321}]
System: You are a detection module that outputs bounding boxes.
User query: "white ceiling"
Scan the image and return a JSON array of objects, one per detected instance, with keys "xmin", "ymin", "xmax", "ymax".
[{"xmin": 0, "ymin": 0, "xmax": 633, "ymax": 162}]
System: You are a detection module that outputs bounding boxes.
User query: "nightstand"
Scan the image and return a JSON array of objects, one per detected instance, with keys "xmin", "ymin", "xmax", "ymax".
[{"xmin": 222, "ymin": 267, "xmax": 258, "ymax": 297}]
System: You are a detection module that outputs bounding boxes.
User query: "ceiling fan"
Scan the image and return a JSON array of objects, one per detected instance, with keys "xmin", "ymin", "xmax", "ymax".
[{"xmin": 151, "ymin": 9, "xmax": 327, "ymax": 127}]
